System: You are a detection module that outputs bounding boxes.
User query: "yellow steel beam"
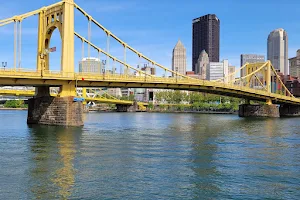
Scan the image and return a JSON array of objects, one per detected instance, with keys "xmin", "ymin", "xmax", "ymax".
[
  {"xmin": 74, "ymin": 32, "xmax": 153, "ymax": 77},
  {"xmin": 214, "ymin": 62, "xmax": 250, "ymax": 83},
  {"xmin": 0, "ymin": 1, "xmax": 64, "ymax": 26},
  {"xmin": 0, "ymin": 89, "xmax": 139, "ymax": 105},
  {"xmin": 0, "ymin": 67, "xmax": 298, "ymax": 105},
  {"xmin": 270, "ymin": 62, "xmax": 294, "ymax": 97},
  {"xmin": 73, "ymin": 3, "xmax": 192, "ymax": 79}
]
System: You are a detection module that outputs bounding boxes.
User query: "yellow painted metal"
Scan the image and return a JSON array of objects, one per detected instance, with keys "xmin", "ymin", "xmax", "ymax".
[
  {"xmin": 266, "ymin": 99, "xmax": 272, "ymax": 105},
  {"xmin": 59, "ymin": 83, "xmax": 76, "ymax": 97},
  {"xmin": 270, "ymin": 63, "xmax": 294, "ymax": 97},
  {"xmin": 73, "ymin": 2, "xmax": 191, "ymax": 79},
  {"xmin": 82, "ymin": 88, "xmax": 87, "ymax": 105},
  {"xmin": 265, "ymin": 61, "xmax": 272, "ymax": 104},
  {"xmin": 74, "ymin": 32, "xmax": 152, "ymax": 77},
  {"xmin": 0, "ymin": 1, "xmax": 64, "ymax": 27},
  {"xmin": 0, "ymin": 89, "xmax": 137, "ymax": 105},
  {"xmin": 0, "ymin": 1, "xmax": 299, "ymax": 106},
  {"xmin": 0, "ymin": 66, "xmax": 298, "ymax": 105},
  {"xmin": 214, "ymin": 62, "xmax": 249, "ymax": 83},
  {"xmin": 266, "ymin": 61, "xmax": 271, "ymax": 93},
  {"xmin": 62, "ymin": 0, "xmax": 75, "ymax": 75},
  {"xmin": 36, "ymin": 11, "xmax": 44, "ymax": 72}
]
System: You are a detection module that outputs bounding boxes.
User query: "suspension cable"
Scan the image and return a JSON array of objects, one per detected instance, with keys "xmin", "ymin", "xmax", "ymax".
[
  {"xmin": 18, "ymin": 20, "xmax": 22, "ymax": 69},
  {"xmin": 124, "ymin": 46, "xmax": 127, "ymax": 75},
  {"xmin": 87, "ymin": 19, "xmax": 91, "ymax": 72},
  {"xmin": 13, "ymin": 20, "xmax": 17, "ymax": 70},
  {"xmin": 81, "ymin": 39, "xmax": 84, "ymax": 60},
  {"xmin": 74, "ymin": 3, "xmax": 190, "ymax": 79},
  {"xmin": 74, "ymin": 32, "xmax": 152, "ymax": 77},
  {"xmin": 98, "ymin": 50, "xmax": 101, "ymax": 74},
  {"xmin": 270, "ymin": 63, "xmax": 294, "ymax": 97},
  {"xmin": 214, "ymin": 62, "xmax": 249, "ymax": 82},
  {"xmin": 106, "ymin": 33, "xmax": 110, "ymax": 72}
]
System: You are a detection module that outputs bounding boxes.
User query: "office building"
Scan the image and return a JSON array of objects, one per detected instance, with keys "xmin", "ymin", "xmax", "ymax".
[
  {"xmin": 289, "ymin": 49, "xmax": 300, "ymax": 78},
  {"xmin": 240, "ymin": 54, "xmax": 265, "ymax": 77},
  {"xmin": 107, "ymin": 88, "xmax": 122, "ymax": 98},
  {"xmin": 195, "ymin": 50, "xmax": 209, "ymax": 80},
  {"xmin": 141, "ymin": 65, "xmax": 156, "ymax": 75},
  {"xmin": 186, "ymin": 71, "xmax": 202, "ymax": 79},
  {"xmin": 267, "ymin": 28, "xmax": 289, "ymax": 75},
  {"xmin": 228, "ymin": 66, "xmax": 236, "ymax": 83},
  {"xmin": 192, "ymin": 14, "xmax": 220, "ymax": 71},
  {"xmin": 207, "ymin": 59, "xmax": 228, "ymax": 82},
  {"xmin": 172, "ymin": 40, "xmax": 187, "ymax": 76},
  {"xmin": 79, "ymin": 57, "xmax": 102, "ymax": 73}
]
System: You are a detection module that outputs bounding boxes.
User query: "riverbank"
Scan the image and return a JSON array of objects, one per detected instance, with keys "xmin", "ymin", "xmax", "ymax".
[
  {"xmin": 0, "ymin": 107, "xmax": 237, "ymax": 114},
  {"xmin": 0, "ymin": 107, "xmax": 28, "ymax": 110},
  {"xmin": 148, "ymin": 110, "xmax": 237, "ymax": 114},
  {"xmin": 88, "ymin": 108, "xmax": 236, "ymax": 114}
]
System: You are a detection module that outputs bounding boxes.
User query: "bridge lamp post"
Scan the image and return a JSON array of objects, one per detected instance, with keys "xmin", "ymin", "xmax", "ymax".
[
  {"xmin": 102, "ymin": 60, "xmax": 106, "ymax": 74},
  {"xmin": 176, "ymin": 67, "xmax": 178, "ymax": 82},
  {"xmin": 2, "ymin": 62, "xmax": 7, "ymax": 70}
]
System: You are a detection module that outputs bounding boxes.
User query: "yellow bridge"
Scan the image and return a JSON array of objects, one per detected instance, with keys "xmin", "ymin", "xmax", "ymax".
[
  {"xmin": 0, "ymin": 0, "xmax": 299, "ymax": 126},
  {"xmin": 0, "ymin": 88, "xmax": 136, "ymax": 105}
]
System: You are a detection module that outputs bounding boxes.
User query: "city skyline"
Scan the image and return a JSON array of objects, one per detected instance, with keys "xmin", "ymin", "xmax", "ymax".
[
  {"xmin": 0, "ymin": 0, "xmax": 299, "ymax": 74},
  {"xmin": 172, "ymin": 40, "xmax": 187, "ymax": 76},
  {"xmin": 267, "ymin": 28, "xmax": 289, "ymax": 75},
  {"xmin": 192, "ymin": 14, "xmax": 220, "ymax": 71}
]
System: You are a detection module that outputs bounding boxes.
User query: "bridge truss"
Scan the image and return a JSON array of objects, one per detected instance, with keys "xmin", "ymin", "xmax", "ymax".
[{"xmin": 0, "ymin": 0, "xmax": 299, "ymax": 106}]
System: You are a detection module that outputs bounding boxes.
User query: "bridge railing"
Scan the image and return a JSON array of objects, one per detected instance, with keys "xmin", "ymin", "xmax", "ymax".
[
  {"xmin": 0, "ymin": 68, "xmax": 39, "ymax": 77},
  {"xmin": 0, "ymin": 68, "xmax": 298, "ymax": 104}
]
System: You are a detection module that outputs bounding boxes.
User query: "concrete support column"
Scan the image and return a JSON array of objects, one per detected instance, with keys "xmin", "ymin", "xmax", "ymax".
[
  {"xmin": 35, "ymin": 86, "xmax": 50, "ymax": 97},
  {"xmin": 27, "ymin": 96, "xmax": 83, "ymax": 126},
  {"xmin": 239, "ymin": 104, "xmax": 280, "ymax": 118},
  {"xmin": 116, "ymin": 102, "xmax": 138, "ymax": 112},
  {"xmin": 280, "ymin": 104, "xmax": 300, "ymax": 117}
]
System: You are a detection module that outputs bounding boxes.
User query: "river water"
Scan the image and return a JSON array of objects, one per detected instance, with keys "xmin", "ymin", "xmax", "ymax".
[{"xmin": 0, "ymin": 110, "xmax": 299, "ymax": 199}]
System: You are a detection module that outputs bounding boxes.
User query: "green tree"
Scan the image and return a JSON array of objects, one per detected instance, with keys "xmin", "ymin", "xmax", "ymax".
[
  {"xmin": 4, "ymin": 100, "xmax": 26, "ymax": 108},
  {"xmin": 148, "ymin": 102, "xmax": 154, "ymax": 110},
  {"xmin": 120, "ymin": 94, "xmax": 135, "ymax": 101}
]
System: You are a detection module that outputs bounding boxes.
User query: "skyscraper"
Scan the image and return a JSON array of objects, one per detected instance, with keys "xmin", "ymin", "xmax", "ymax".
[
  {"xmin": 206, "ymin": 59, "xmax": 228, "ymax": 82},
  {"xmin": 172, "ymin": 40, "xmax": 186, "ymax": 76},
  {"xmin": 267, "ymin": 28, "xmax": 289, "ymax": 75},
  {"xmin": 240, "ymin": 54, "xmax": 265, "ymax": 77},
  {"xmin": 195, "ymin": 50, "xmax": 209, "ymax": 80},
  {"xmin": 228, "ymin": 66, "xmax": 236, "ymax": 83},
  {"xmin": 79, "ymin": 57, "xmax": 102, "ymax": 73},
  {"xmin": 289, "ymin": 49, "xmax": 300, "ymax": 78},
  {"xmin": 192, "ymin": 14, "xmax": 220, "ymax": 72}
]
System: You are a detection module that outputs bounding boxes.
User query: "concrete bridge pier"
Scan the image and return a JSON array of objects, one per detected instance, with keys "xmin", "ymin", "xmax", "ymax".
[
  {"xmin": 116, "ymin": 102, "xmax": 138, "ymax": 112},
  {"xmin": 279, "ymin": 104, "xmax": 300, "ymax": 117},
  {"xmin": 27, "ymin": 85, "xmax": 84, "ymax": 126},
  {"xmin": 239, "ymin": 101, "xmax": 280, "ymax": 118}
]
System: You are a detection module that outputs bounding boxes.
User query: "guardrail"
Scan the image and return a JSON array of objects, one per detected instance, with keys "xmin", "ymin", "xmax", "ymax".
[{"xmin": 0, "ymin": 68, "xmax": 298, "ymax": 104}]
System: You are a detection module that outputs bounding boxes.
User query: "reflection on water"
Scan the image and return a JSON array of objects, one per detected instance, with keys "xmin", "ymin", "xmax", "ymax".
[
  {"xmin": 28, "ymin": 125, "xmax": 82, "ymax": 199},
  {"xmin": 0, "ymin": 111, "xmax": 299, "ymax": 199}
]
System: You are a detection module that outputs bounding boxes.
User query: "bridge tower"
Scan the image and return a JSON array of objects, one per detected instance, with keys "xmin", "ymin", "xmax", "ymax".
[
  {"xmin": 28, "ymin": 0, "xmax": 83, "ymax": 126},
  {"xmin": 239, "ymin": 61, "xmax": 280, "ymax": 117},
  {"xmin": 36, "ymin": 0, "xmax": 75, "ymax": 96}
]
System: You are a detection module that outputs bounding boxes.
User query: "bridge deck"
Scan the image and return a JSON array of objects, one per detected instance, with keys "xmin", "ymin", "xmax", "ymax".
[{"xmin": 0, "ymin": 69, "xmax": 299, "ymax": 105}]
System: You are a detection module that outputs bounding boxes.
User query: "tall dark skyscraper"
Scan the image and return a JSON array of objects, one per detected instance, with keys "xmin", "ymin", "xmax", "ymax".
[{"xmin": 192, "ymin": 14, "xmax": 220, "ymax": 72}]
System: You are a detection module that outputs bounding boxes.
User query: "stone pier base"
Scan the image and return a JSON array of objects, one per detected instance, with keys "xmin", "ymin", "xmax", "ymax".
[
  {"xmin": 279, "ymin": 105, "xmax": 300, "ymax": 117},
  {"xmin": 27, "ymin": 96, "xmax": 83, "ymax": 126},
  {"xmin": 116, "ymin": 102, "xmax": 138, "ymax": 112},
  {"xmin": 239, "ymin": 104, "xmax": 280, "ymax": 118}
]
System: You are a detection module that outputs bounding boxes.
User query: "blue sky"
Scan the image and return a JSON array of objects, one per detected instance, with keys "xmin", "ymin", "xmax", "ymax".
[{"xmin": 0, "ymin": 0, "xmax": 299, "ymax": 74}]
